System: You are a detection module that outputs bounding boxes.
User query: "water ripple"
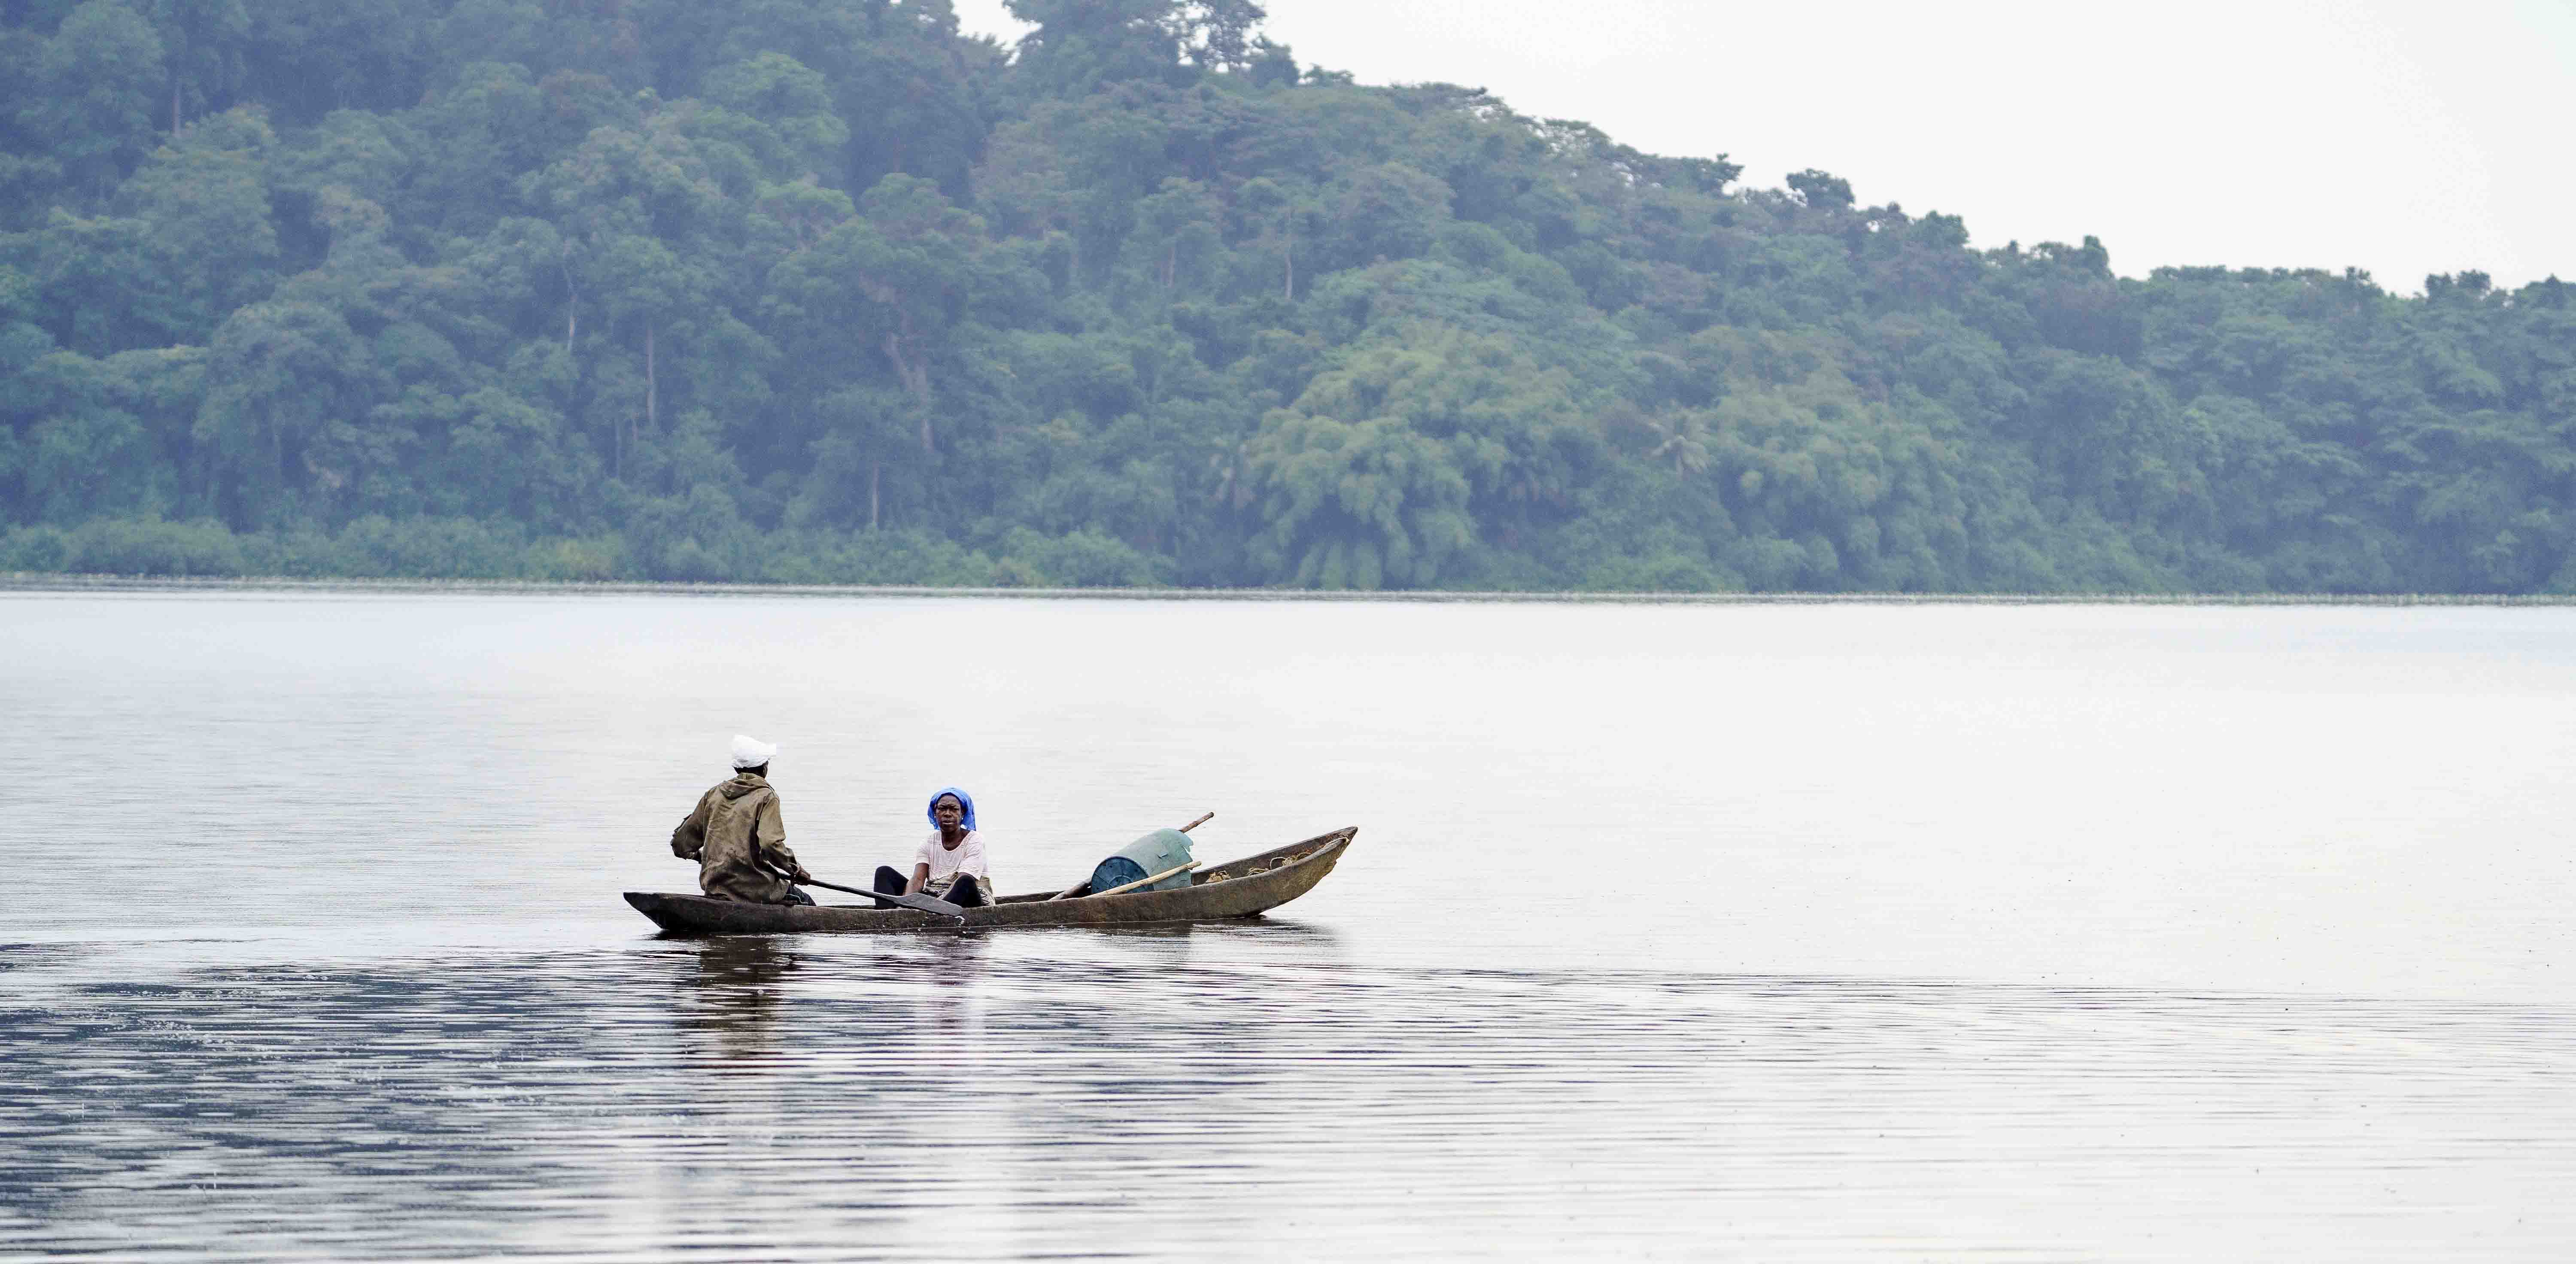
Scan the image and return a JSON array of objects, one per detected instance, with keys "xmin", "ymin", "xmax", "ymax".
[{"xmin": 6, "ymin": 940, "xmax": 2571, "ymax": 1260}]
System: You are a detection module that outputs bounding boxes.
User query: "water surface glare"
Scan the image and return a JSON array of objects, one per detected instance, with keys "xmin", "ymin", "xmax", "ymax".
[{"xmin": 2, "ymin": 592, "xmax": 2571, "ymax": 1258}]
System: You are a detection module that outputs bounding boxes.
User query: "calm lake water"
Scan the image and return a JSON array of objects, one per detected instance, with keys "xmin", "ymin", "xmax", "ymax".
[{"xmin": 3, "ymin": 590, "xmax": 2572, "ymax": 1259}]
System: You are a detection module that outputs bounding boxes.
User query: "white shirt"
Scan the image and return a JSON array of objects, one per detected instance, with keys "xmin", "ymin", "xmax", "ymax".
[{"xmin": 917, "ymin": 829, "xmax": 991, "ymax": 891}]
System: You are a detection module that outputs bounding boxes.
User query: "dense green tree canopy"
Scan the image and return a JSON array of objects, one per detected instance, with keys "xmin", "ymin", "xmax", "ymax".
[{"xmin": 3, "ymin": 0, "xmax": 2571, "ymax": 592}]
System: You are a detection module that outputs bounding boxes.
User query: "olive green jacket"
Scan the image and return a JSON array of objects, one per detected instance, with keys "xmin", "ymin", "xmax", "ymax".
[{"xmin": 671, "ymin": 773, "xmax": 802, "ymax": 903}]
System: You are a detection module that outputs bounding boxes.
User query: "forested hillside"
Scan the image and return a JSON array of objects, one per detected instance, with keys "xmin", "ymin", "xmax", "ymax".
[{"xmin": 4, "ymin": 0, "xmax": 2572, "ymax": 591}]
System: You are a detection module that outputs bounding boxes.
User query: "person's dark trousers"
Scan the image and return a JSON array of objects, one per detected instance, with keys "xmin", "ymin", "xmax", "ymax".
[
  {"xmin": 872, "ymin": 865, "xmax": 985, "ymax": 908},
  {"xmin": 781, "ymin": 885, "xmax": 814, "ymax": 906}
]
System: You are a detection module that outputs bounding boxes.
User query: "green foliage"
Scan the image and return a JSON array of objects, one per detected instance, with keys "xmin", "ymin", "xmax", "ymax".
[
  {"xmin": 18, "ymin": 0, "xmax": 166, "ymax": 197},
  {"xmin": 55, "ymin": 516, "xmax": 246, "ymax": 575},
  {"xmin": 3, "ymin": 0, "xmax": 2572, "ymax": 593}
]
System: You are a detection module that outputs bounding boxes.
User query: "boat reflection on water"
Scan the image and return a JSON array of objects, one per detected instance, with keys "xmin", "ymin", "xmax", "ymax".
[
  {"xmin": 893, "ymin": 932, "xmax": 996, "ymax": 1047},
  {"xmin": 668, "ymin": 930, "xmax": 1012, "ymax": 1063},
  {"xmin": 1090, "ymin": 922, "xmax": 1200, "ymax": 939},
  {"xmin": 662, "ymin": 918, "xmax": 1347, "ymax": 1064},
  {"xmin": 676, "ymin": 934, "xmax": 806, "ymax": 1063}
]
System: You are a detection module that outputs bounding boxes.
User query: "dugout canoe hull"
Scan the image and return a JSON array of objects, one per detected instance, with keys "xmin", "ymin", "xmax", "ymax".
[{"xmin": 623, "ymin": 826, "xmax": 1354, "ymax": 934}]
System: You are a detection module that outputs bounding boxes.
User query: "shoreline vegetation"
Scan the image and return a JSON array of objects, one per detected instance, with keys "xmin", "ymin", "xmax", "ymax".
[
  {"xmin": 6, "ymin": 573, "xmax": 2568, "ymax": 608},
  {"xmin": 5, "ymin": 516, "xmax": 2572, "ymax": 602},
  {"xmin": 5, "ymin": 2, "xmax": 2573, "ymax": 599}
]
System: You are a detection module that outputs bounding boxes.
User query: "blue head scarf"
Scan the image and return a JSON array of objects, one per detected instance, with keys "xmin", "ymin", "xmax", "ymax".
[{"xmin": 927, "ymin": 787, "xmax": 977, "ymax": 832}]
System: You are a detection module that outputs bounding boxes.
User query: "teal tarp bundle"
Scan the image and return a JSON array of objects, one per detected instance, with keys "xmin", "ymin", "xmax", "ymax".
[{"xmin": 1089, "ymin": 828, "xmax": 1196, "ymax": 894}]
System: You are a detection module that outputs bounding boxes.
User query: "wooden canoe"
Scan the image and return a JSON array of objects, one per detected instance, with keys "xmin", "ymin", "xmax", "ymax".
[{"xmin": 623, "ymin": 826, "xmax": 1355, "ymax": 934}]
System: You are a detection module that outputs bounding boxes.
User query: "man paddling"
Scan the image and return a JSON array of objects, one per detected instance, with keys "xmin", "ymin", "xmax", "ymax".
[{"xmin": 671, "ymin": 735, "xmax": 815, "ymax": 905}]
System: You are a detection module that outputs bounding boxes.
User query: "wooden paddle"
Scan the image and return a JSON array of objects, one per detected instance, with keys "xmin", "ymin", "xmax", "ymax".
[
  {"xmin": 746, "ymin": 853, "xmax": 969, "ymax": 921},
  {"xmin": 1049, "ymin": 812, "xmax": 1214, "ymax": 901},
  {"xmin": 801, "ymin": 875, "xmax": 968, "ymax": 920}
]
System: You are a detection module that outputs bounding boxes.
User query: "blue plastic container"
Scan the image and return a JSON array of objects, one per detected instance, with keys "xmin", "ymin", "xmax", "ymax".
[{"xmin": 1088, "ymin": 828, "xmax": 1197, "ymax": 895}]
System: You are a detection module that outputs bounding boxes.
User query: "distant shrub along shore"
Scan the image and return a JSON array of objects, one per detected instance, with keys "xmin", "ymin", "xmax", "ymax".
[
  {"xmin": 15, "ymin": 516, "xmax": 2576, "ymax": 598},
  {"xmin": 0, "ymin": 517, "xmax": 1178, "ymax": 587},
  {"xmin": 4, "ymin": 2, "xmax": 2573, "ymax": 595}
]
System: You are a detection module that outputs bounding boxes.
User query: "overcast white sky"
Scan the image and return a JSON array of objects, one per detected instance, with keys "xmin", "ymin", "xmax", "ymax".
[{"xmin": 951, "ymin": 0, "xmax": 2573, "ymax": 293}]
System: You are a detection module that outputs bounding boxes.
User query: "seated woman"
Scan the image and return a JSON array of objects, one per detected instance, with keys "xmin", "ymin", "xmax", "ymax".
[{"xmin": 875, "ymin": 787, "xmax": 993, "ymax": 908}]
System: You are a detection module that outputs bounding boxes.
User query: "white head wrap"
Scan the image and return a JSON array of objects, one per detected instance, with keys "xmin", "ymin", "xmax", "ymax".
[{"xmin": 729, "ymin": 734, "xmax": 778, "ymax": 770}]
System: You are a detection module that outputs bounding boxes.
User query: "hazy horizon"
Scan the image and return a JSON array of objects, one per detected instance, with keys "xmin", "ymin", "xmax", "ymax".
[{"xmin": 955, "ymin": 0, "xmax": 2573, "ymax": 295}]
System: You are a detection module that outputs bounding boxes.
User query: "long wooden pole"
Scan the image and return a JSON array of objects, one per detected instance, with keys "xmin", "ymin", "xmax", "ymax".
[{"xmin": 1088, "ymin": 860, "xmax": 1200, "ymax": 899}]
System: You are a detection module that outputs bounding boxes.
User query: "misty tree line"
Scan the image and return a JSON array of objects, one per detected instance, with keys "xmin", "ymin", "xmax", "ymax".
[{"xmin": 3, "ymin": 0, "xmax": 2572, "ymax": 591}]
